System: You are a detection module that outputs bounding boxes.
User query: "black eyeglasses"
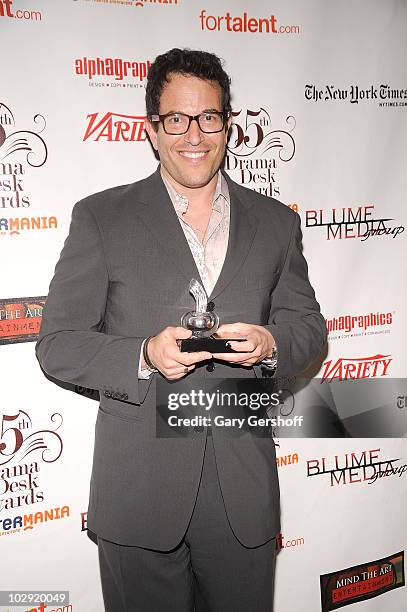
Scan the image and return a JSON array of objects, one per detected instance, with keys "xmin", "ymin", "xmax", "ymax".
[{"xmin": 149, "ymin": 111, "xmax": 229, "ymax": 135}]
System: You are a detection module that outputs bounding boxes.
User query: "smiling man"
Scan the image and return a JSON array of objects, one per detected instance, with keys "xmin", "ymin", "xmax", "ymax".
[{"xmin": 36, "ymin": 48, "xmax": 326, "ymax": 611}]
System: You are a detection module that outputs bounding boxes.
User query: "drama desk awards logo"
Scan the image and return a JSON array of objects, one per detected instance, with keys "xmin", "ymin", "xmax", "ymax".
[
  {"xmin": 0, "ymin": 103, "xmax": 56, "ymax": 237},
  {"xmin": 0, "ymin": 408, "xmax": 65, "ymax": 536},
  {"xmin": 226, "ymin": 107, "xmax": 296, "ymax": 205}
]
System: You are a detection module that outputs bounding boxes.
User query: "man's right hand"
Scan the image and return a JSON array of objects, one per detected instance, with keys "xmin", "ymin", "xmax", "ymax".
[{"xmin": 144, "ymin": 327, "xmax": 212, "ymax": 380}]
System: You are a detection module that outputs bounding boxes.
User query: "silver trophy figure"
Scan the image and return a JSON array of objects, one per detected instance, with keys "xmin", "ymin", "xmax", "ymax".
[{"xmin": 179, "ymin": 279, "xmax": 245, "ymax": 353}]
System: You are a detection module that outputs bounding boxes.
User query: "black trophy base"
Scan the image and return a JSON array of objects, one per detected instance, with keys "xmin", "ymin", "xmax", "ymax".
[{"xmin": 180, "ymin": 336, "xmax": 247, "ymax": 353}]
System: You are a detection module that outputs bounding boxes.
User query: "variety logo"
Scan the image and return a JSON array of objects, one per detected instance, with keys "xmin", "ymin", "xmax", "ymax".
[
  {"xmin": 306, "ymin": 84, "xmax": 407, "ymax": 108},
  {"xmin": 0, "ymin": 0, "xmax": 42, "ymax": 20},
  {"xmin": 306, "ymin": 447, "xmax": 406, "ymax": 487},
  {"xmin": 226, "ymin": 107, "xmax": 296, "ymax": 201},
  {"xmin": 0, "ymin": 408, "xmax": 64, "ymax": 532},
  {"xmin": 199, "ymin": 10, "xmax": 300, "ymax": 34},
  {"xmin": 83, "ymin": 112, "xmax": 146, "ymax": 142},
  {"xmin": 0, "ymin": 102, "xmax": 47, "ymax": 213},
  {"xmin": 75, "ymin": 57, "xmax": 151, "ymax": 90},
  {"xmin": 0, "ymin": 296, "xmax": 45, "ymax": 344},
  {"xmin": 326, "ymin": 311, "xmax": 394, "ymax": 341},
  {"xmin": 304, "ymin": 204, "xmax": 405, "ymax": 241},
  {"xmin": 321, "ymin": 354, "xmax": 392, "ymax": 382},
  {"xmin": 320, "ymin": 551, "xmax": 405, "ymax": 611}
]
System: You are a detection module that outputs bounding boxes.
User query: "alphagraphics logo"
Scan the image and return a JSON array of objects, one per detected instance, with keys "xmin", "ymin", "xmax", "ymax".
[
  {"xmin": 75, "ymin": 57, "xmax": 151, "ymax": 90},
  {"xmin": 326, "ymin": 311, "xmax": 394, "ymax": 341}
]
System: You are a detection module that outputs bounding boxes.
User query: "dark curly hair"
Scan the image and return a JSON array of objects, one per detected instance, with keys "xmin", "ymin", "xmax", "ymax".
[{"xmin": 145, "ymin": 48, "xmax": 232, "ymax": 123}]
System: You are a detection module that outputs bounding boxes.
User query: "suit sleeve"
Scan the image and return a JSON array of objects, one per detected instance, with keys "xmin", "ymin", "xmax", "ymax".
[
  {"xmin": 256, "ymin": 212, "xmax": 327, "ymax": 377},
  {"xmin": 35, "ymin": 200, "xmax": 150, "ymax": 405}
]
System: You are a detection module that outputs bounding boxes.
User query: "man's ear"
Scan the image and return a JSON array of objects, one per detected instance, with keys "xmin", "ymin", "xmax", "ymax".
[{"xmin": 144, "ymin": 117, "xmax": 158, "ymax": 150}]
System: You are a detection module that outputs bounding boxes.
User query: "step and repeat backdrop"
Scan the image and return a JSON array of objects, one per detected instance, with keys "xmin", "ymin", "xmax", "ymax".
[{"xmin": 1, "ymin": 1, "xmax": 406, "ymax": 611}]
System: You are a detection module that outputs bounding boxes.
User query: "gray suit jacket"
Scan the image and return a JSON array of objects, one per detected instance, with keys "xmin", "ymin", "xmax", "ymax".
[{"xmin": 36, "ymin": 168, "xmax": 326, "ymax": 549}]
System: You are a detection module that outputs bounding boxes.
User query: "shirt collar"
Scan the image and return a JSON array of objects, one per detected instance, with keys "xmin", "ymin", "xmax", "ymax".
[{"xmin": 161, "ymin": 168, "xmax": 230, "ymax": 217}]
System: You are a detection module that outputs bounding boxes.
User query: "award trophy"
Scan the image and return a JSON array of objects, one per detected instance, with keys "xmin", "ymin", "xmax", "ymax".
[{"xmin": 179, "ymin": 279, "xmax": 246, "ymax": 353}]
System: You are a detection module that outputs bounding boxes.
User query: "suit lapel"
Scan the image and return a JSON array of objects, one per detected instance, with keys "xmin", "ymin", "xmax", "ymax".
[
  {"xmin": 133, "ymin": 168, "xmax": 258, "ymax": 302},
  {"xmin": 134, "ymin": 168, "xmax": 203, "ymax": 284},
  {"xmin": 208, "ymin": 174, "xmax": 258, "ymax": 301}
]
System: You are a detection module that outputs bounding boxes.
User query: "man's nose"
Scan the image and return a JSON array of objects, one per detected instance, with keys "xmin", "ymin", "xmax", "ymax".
[{"xmin": 184, "ymin": 117, "xmax": 204, "ymax": 145}]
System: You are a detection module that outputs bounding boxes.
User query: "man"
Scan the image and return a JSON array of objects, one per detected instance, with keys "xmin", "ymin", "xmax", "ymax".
[{"xmin": 36, "ymin": 48, "xmax": 326, "ymax": 611}]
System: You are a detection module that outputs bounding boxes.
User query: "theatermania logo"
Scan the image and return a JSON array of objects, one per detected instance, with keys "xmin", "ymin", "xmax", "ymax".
[
  {"xmin": 0, "ymin": 103, "xmax": 55, "ymax": 236},
  {"xmin": 226, "ymin": 107, "xmax": 296, "ymax": 203}
]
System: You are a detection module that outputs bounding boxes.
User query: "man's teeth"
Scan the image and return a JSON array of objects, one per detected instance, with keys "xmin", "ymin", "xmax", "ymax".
[{"xmin": 179, "ymin": 151, "xmax": 207, "ymax": 158}]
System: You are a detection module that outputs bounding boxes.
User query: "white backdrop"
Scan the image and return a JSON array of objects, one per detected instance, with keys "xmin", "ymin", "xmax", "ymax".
[{"xmin": 1, "ymin": 1, "xmax": 406, "ymax": 611}]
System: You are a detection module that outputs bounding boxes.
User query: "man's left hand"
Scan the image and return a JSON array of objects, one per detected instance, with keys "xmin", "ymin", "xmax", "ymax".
[{"xmin": 211, "ymin": 322, "xmax": 275, "ymax": 367}]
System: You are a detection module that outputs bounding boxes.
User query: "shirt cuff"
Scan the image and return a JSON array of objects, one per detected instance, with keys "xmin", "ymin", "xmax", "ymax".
[{"xmin": 138, "ymin": 338, "xmax": 154, "ymax": 379}]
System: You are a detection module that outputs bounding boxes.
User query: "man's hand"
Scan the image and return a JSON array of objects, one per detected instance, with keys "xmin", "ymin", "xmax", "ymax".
[
  {"xmin": 145, "ymin": 326, "xmax": 212, "ymax": 380},
  {"xmin": 212, "ymin": 323, "xmax": 275, "ymax": 367}
]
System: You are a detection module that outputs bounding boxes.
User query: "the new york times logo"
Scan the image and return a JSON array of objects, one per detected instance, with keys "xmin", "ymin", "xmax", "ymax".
[
  {"xmin": 307, "ymin": 448, "xmax": 406, "ymax": 486},
  {"xmin": 305, "ymin": 204, "xmax": 404, "ymax": 241}
]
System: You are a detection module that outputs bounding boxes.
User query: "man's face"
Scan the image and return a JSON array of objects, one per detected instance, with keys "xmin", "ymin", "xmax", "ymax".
[{"xmin": 145, "ymin": 73, "xmax": 231, "ymax": 192}]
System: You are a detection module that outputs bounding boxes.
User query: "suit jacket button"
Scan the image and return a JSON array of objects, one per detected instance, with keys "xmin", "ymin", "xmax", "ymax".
[
  {"xmin": 103, "ymin": 390, "xmax": 112, "ymax": 398},
  {"xmin": 206, "ymin": 361, "xmax": 215, "ymax": 372},
  {"xmin": 207, "ymin": 301, "xmax": 215, "ymax": 311}
]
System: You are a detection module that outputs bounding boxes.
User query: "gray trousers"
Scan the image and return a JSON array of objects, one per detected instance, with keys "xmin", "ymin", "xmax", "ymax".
[{"xmin": 97, "ymin": 434, "xmax": 276, "ymax": 611}]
